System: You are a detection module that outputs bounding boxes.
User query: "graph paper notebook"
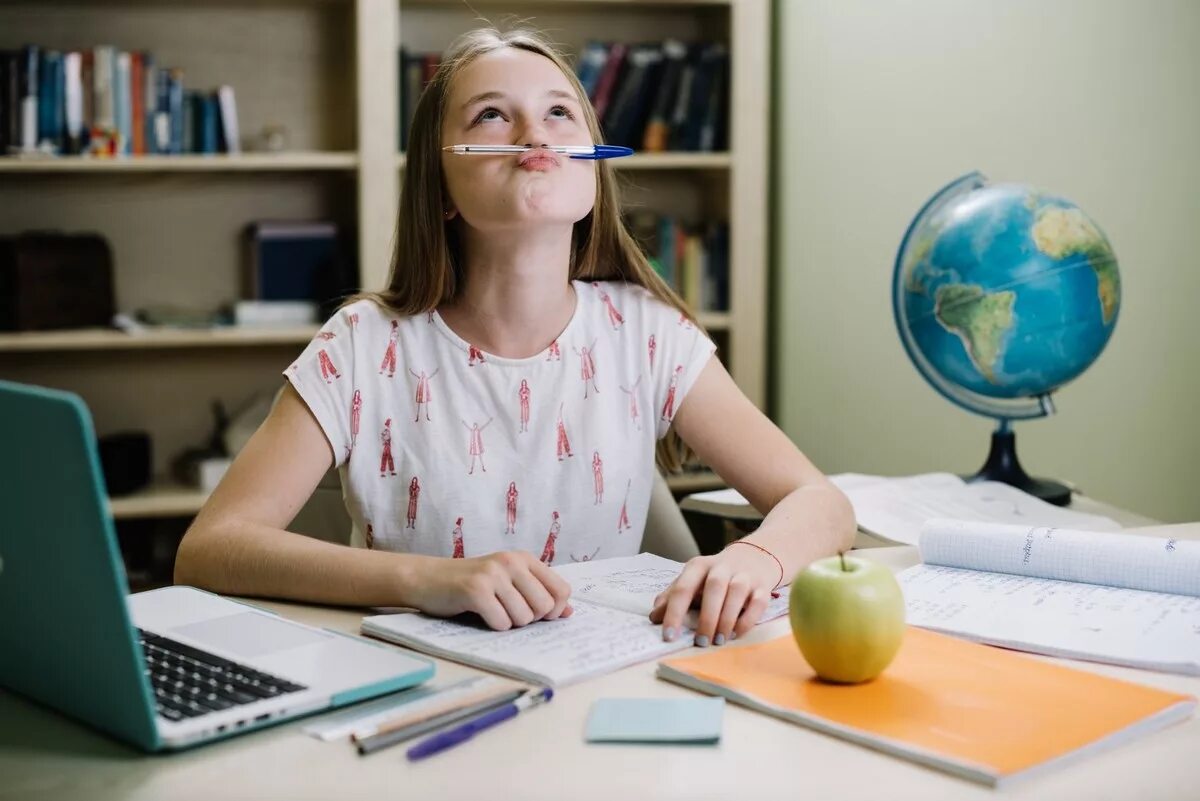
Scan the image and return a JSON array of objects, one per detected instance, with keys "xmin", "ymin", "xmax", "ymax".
[
  {"xmin": 899, "ymin": 519, "xmax": 1200, "ymax": 674},
  {"xmin": 658, "ymin": 627, "xmax": 1194, "ymax": 787}
]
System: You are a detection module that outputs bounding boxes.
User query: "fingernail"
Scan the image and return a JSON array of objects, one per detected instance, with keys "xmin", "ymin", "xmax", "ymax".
[
  {"xmin": 695, "ymin": 635, "xmax": 710, "ymax": 647},
  {"xmin": 663, "ymin": 627, "xmax": 677, "ymax": 642},
  {"xmin": 714, "ymin": 634, "xmax": 725, "ymax": 646},
  {"xmin": 730, "ymin": 631, "xmax": 738, "ymax": 640}
]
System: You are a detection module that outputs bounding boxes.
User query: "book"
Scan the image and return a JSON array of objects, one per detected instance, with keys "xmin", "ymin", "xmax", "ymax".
[
  {"xmin": 216, "ymin": 85, "xmax": 239, "ymax": 154},
  {"xmin": 360, "ymin": 553, "xmax": 791, "ymax": 687},
  {"xmin": 641, "ymin": 39, "xmax": 686, "ymax": 152},
  {"xmin": 657, "ymin": 626, "xmax": 1194, "ymax": 787},
  {"xmin": 899, "ymin": 519, "xmax": 1200, "ymax": 674},
  {"xmin": 681, "ymin": 472, "xmax": 1122, "ymax": 544}
]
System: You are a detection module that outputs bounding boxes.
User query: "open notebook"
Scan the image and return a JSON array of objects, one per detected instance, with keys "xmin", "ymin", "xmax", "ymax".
[
  {"xmin": 657, "ymin": 627, "xmax": 1194, "ymax": 787},
  {"xmin": 360, "ymin": 553, "xmax": 790, "ymax": 687},
  {"xmin": 683, "ymin": 473, "xmax": 1121, "ymax": 545},
  {"xmin": 900, "ymin": 519, "xmax": 1200, "ymax": 674}
]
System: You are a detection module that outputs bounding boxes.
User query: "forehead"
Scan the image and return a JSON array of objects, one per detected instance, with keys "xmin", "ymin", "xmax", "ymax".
[{"xmin": 448, "ymin": 47, "xmax": 576, "ymax": 103}]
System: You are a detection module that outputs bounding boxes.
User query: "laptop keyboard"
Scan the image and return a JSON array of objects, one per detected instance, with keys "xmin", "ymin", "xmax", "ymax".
[{"xmin": 138, "ymin": 629, "xmax": 308, "ymax": 722}]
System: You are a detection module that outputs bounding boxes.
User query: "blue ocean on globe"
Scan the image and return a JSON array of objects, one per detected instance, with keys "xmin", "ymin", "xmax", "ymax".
[{"xmin": 894, "ymin": 174, "xmax": 1120, "ymax": 418}]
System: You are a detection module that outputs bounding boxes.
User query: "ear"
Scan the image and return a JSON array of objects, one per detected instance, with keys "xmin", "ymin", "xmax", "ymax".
[{"xmin": 443, "ymin": 207, "xmax": 458, "ymax": 220}]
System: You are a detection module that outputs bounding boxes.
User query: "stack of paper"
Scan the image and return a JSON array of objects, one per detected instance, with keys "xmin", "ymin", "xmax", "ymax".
[{"xmin": 681, "ymin": 472, "xmax": 1120, "ymax": 545}]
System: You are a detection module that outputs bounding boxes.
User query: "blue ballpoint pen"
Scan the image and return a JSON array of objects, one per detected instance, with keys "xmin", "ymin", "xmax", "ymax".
[
  {"xmin": 405, "ymin": 687, "xmax": 554, "ymax": 761},
  {"xmin": 442, "ymin": 144, "xmax": 634, "ymax": 160}
]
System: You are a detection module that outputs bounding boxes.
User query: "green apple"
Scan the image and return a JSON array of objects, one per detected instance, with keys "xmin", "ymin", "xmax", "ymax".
[{"xmin": 788, "ymin": 554, "xmax": 905, "ymax": 684}]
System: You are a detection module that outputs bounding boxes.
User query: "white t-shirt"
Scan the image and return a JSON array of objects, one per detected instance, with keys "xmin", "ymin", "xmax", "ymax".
[{"xmin": 285, "ymin": 280, "xmax": 715, "ymax": 565}]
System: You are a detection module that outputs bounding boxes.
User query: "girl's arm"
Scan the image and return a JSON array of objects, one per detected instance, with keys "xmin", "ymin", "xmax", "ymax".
[
  {"xmin": 650, "ymin": 358, "xmax": 856, "ymax": 645},
  {"xmin": 175, "ymin": 385, "xmax": 572, "ymax": 627}
]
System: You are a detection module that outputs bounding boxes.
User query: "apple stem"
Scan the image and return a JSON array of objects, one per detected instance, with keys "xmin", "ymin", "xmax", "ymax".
[{"xmin": 839, "ymin": 551, "xmax": 847, "ymax": 572}]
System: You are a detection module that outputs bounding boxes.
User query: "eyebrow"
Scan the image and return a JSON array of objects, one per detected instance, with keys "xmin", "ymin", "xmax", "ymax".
[{"xmin": 460, "ymin": 89, "xmax": 579, "ymax": 110}]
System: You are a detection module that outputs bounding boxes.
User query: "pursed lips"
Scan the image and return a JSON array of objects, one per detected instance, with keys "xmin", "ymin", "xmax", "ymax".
[{"xmin": 518, "ymin": 148, "xmax": 560, "ymax": 171}]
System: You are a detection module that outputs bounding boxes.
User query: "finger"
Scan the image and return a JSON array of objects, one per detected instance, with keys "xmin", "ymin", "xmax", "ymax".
[
  {"xmin": 649, "ymin": 595, "xmax": 666, "ymax": 622},
  {"xmin": 474, "ymin": 594, "xmax": 514, "ymax": 632},
  {"xmin": 659, "ymin": 561, "xmax": 709, "ymax": 639},
  {"xmin": 510, "ymin": 566, "xmax": 557, "ymax": 620},
  {"xmin": 561, "ymin": 603, "xmax": 574, "ymax": 617},
  {"xmin": 527, "ymin": 559, "xmax": 573, "ymax": 619},
  {"xmin": 494, "ymin": 583, "xmax": 536, "ymax": 628},
  {"xmin": 693, "ymin": 570, "xmax": 732, "ymax": 646},
  {"xmin": 714, "ymin": 577, "xmax": 753, "ymax": 645},
  {"xmin": 733, "ymin": 588, "xmax": 772, "ymax": 639}
]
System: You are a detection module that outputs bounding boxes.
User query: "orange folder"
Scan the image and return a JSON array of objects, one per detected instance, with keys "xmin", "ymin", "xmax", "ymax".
[{"xmin": 658, "ymin": 627, "xmax": 1195, "ymax": 787}]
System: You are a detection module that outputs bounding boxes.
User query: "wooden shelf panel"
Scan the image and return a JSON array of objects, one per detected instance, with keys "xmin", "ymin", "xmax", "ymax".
[
  {"xmin": 0, "ymin": 152, "xmax": 359, "ymax": 173},
  {"xmin": 398, "ymin": 152, "xmax": 730, "ymax": 171},
  {"xmin": 109, "ymin": 483, "xmax": 207, "ymax": 521},
  {"xmin": 0, "ymin": 326, "xmax": 320, "ymax": 353}
]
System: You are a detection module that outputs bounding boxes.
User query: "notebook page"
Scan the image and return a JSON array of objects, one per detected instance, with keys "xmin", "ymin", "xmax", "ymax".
[
  {"xmin": 899, "ymin": 563, "xmax": 1200, "ymax": 675},
  {"xmin": 920, "ymin": 519, "xmax": 1200, "ymax": 597},
  {"xmin": 556, "ymin": 552, "xmax": 790, "ymax": 622},
  {"xmin": 362, "ymin": 600, "xmax": 692, "ymax": 687}
]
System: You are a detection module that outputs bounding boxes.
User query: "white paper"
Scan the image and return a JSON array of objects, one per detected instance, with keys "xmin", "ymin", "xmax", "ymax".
[
  {"xmin": 844, "ymin": 474, "xmax": 1120, "ymax": 545},
  {"xmin": 684, "ymin": 473, "xmax": 1120, "ymax": 545},
  {"xmin": 920, "ymin": 519, "xmax": 1200, "ymax": 597},
  {"xmin": 899, "ymin": 563, "xmax": 1200, "ymax": 675},
  {"xmin": 557, "ymin": 553, "xmax": 789, "ymax": 621},
  {"xmin": 362, "ymin": 553, "xmax": 789, "ymax": 687}
]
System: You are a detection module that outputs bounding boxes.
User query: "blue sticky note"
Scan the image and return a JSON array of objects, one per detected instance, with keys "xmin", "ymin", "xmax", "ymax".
[{"xmin": 584, "ymin": 697, "xmax": 724, "ymax": 744}]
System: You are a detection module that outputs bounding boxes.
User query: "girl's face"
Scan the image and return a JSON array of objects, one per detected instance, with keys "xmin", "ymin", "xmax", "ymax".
[{"xmin": 441, "ymin": 48, "xmax": 597, "ymax": 231}]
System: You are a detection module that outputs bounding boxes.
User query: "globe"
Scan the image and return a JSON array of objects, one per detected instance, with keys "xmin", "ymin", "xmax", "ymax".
[{"xmin": 892, "ymin": 172, "xmax": 1121, "ymax": 505}]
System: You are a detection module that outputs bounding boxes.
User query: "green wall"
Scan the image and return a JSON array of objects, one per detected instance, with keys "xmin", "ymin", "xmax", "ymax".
[{"xmin": 772, "ymin": 0, "xmax": 1200, "ymax": 522}]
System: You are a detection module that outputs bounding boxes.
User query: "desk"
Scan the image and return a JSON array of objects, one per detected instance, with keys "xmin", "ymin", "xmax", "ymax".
[{"xmin": 1, "ymin": 502, "xmax": 1196, "ymax": 801}]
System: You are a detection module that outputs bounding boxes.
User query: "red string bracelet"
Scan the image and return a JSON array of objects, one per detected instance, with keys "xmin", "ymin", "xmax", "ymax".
[{"xmin": 724, "ymin": 539, "xmax": 785, "ymax": 598}]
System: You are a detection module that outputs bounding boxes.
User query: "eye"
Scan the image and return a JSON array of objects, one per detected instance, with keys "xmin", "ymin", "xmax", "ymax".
[
  {"xmin": 471, "ymin": 107, "xmax": 505, "ymax": 125},
  {"xmin": 549, "ymin": 104, "xmax": 575, "ymax": 120}
]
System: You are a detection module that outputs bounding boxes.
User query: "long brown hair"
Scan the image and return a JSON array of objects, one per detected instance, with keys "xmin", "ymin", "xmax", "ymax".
[{"xmin": 359, "ymin": 27, "xmax": 701, "ymax": 470}]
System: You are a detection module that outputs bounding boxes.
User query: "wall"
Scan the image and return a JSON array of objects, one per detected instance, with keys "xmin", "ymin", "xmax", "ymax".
[{"xmin": 773, "ymin": 0, "xmax": 1200, "ymax": 521}]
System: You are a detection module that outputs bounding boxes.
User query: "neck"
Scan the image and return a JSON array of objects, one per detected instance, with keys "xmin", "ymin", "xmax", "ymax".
[{"xmin": 441, "ymin": 224, "xmax": 577, "ymax": 358}]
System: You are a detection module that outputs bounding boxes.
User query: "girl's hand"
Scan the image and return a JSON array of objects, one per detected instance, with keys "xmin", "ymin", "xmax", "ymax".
[
  {"xmin": 416, "ymin": 551, "xmax": 574, "ymax": 631},
  {"xmin": 649, "ymin": 545, "xmax": 780, "ymax": 646}
]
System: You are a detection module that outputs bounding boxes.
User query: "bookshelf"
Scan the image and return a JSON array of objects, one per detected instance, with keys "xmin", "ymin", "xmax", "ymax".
[{"xmin": 0, "ymin": 0, "xmax": 768, "ymax": 511}]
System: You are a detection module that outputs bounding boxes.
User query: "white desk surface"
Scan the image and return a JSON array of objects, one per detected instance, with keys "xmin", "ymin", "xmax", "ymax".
[{"xmin": 2, "ymin": 499, "xmax": 1197, "ymax": 801}]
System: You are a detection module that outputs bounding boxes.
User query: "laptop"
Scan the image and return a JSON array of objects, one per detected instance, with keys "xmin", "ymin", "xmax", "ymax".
[{"xmin": 0, "ymin": 380, "xmax": 434, "ymax": 751}]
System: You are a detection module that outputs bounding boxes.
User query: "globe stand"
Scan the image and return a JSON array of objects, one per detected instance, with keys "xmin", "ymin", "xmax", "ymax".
[{"xmin": 965, "ymin": 420, "xmax": 1072, "ymax": 506}]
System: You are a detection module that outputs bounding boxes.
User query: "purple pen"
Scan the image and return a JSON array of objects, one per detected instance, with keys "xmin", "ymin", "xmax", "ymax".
[{"xmin": 406, "ymin": 687, "xmax": 554, "ymax": 762}]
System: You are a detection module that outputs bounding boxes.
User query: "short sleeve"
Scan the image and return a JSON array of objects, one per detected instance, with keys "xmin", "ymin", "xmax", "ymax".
[
  {"xmin": 283, "ymin": 305, "xmax": 360, "ymax": 468},
  {"xmin": 649, "ymin": 304, "xmax": 717, "ymax": 439}
]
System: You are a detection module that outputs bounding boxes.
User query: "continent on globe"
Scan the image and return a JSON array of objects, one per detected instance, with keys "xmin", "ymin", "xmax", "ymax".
[
  {"xmin": 1031, "ymin": 206, "xmax": 1119, "ymax": 325},
  {"xmin": 933, "ymin": 284, "xmax": 1016, "ymax": 382}
]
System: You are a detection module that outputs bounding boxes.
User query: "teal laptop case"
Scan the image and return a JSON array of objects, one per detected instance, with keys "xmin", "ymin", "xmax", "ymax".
[{"xmin": 0, "ymin": 380, "xmax": 161, "ymax": 750}]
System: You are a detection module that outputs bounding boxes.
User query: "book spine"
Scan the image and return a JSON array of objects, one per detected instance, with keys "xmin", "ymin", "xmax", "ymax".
[
  {"xmin": 216, "ymin": 85, "xmax": 239, "ymax": 154},
  {"xmin": 141, "ymin": 52, "xmax": 156, "ymax": 154},
  {"xmin": 575, "ymin": 41, "xmax": 609, "ymax": 100},
  {"xmin": 0, "ymin": 52, "xmax": 8, "ymax": 154},
  {"xmin": 591, "ymin": 42, "xmax": 626, "ymax": 124},
  {"xmin": 199, "ymin": 92, "xmax": 219, "ymax": 154},
  {"xmin": 182, "ymin": 90, "xmax": 197, "ymax": 153},
  {"xmin": 37, "ymin": 50, "xmax": 61, "ymax": 151},
  {"xmin": 166, "ymin": 68, "xmax": 183, "ymax": 154},
  {"xmin": 115, "ymin": 51, "xmax": 131, "ymax": 155},
  {"xmin": 63, "ymin": 52, "xmax": 83, "ymax": 154},
  {"xmin": 93, "ymin": 46, "xmax": 115, "ymax": 137},
  {"xmin": 19, "ymin": 44, "xmax": 39, "ymax": 152},
  {"xmin": 153, "ymin": 66, "xmax": 170, "ymax": 153},
  {"xmin": 130, "ymin": 52, "xmax": 144, "ymax": 155},
  {"xmin": 80, "ymin": 50, "xmax": 93, "ymax": 151},
  {"xmin": 642, "ymin": 40, "xmax": 686, "ymax": 152}
]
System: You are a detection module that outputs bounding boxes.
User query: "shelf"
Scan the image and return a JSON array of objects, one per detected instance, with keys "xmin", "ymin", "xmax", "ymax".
[
  {"xmin": 109, "ymin": 483, "xmax": 208, "ymax": 521},
  {"xmin": 0, "ymin": 152, "xmax": 359, "ymax": 174},
  {"xmin": 397, "ymin": 152, "xmax": 730, "ymax": 171},
  {"xmin": 404, "ymin": 0, "xmax": 732, "ymax": 7},
  {"xmin": 665, "ymin": 471, "xmax": 725, "ymax": 493},
  {"xmin": 696, "ymin": 312, "xmax": 730, "ymax": 331},
  {"xmin": 0, "ymin": 326, "xmax": 321, "ymax": 353}
]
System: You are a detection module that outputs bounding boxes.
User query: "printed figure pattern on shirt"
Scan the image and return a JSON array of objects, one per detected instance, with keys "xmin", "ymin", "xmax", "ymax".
[{"xmin": 284, "ymin": 281, "xmax": 715, "ymax": 565}]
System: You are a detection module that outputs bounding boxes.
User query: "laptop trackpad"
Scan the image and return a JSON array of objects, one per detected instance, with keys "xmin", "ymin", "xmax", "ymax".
[{"xmin": 172, "ymin": 612, "xmax": 332, "ymax": 659}]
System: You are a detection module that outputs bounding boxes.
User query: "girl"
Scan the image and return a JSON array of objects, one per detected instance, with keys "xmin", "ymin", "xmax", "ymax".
[{"xmin": 175, "ymin": 28, "xmax": 854, "ymax": 648}]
